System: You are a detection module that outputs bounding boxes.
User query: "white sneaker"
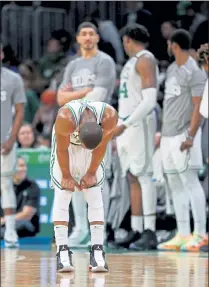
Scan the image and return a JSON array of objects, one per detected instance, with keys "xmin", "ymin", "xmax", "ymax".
[
  {"xmin": 4, "ymin": 231, "xmax": 19, "ymax": 248},
  {"xmin": 68, "ymin": 228, "xmax": 89, "ymax": 247}
]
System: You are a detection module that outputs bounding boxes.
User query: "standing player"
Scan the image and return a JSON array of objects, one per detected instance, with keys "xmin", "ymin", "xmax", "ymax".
[
  {"xmin": 51, "ymin": 100, "xmax": 118, "ymax": 272},
  {"xmin": 158, "ymin": 30, "xmax": 207, "ymax": 252},
  {"xmin": 1, "ymin": 43, "xmax": 26, "ymax": 247},
  {"xmin": 57, "ymin": 22, "xmax": 116, "ymax": 246},
  {"xmin": 114, "ymin": 24, "xmax": 158, "ymax": 250}
]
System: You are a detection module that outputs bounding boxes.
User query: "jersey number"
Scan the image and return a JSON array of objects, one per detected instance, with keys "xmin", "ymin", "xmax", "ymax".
[{"xmin": 119, "ymin": 82, "xmax": 128, "ymax": 99}]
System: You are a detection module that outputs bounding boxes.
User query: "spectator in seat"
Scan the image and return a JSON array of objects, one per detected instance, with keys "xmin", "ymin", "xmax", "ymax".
[
  {"xmin": 1, "ymin": 157, "xmax": 40, "ymax": 238},
  {"xmin": 17, "ymin": 123, "xmax": 37, "ymax": 149},
  {"xmin": 38, "ymin": 29, "xmax": 72, "ymax": 82},
  {"xmin": 19, "ymin": 60, "xmax": 40, "ymax": 124}
]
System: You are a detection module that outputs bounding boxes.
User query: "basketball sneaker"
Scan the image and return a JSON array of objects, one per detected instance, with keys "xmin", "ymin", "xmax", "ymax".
[
  {"xmin": 4, "ymin": 231, "xmax": 19, "ymax": 248},
  {"xmin": 157, "ymin": 234, "xmax": 191, "ymax": 251},
  {"xmin": 56, "ymin": 245, "xmax": 74, "ymax": 272},
  {"xmin": 129, "ymin": 229, "xmax": 157, "ymax": 251},
  {"xmin": 180, "ymin": 233, "xmax": 209, "ymax": 252},
  {"xmin": 116, "ymin": 230, "xmax": 141, "ymax": 249},
  {"xmin": 89, "ymin": 244, "xmax": 108, "ymax": 272}
]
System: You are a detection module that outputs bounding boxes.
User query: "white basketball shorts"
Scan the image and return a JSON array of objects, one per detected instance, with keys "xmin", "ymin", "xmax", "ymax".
[
  {"xmin": 116, "ymin": 114, "xmax": 155, "ymax": 177},
  {"xmin": 50, "ymin": 129, "xmax": 105, "ymax": 190},
  {"xmin": 160, "ymin": 128, "xmax": 203, "ymax": 174},
  {"xmin": 1, "ymin": 142, "xmax": 17, "ymax": 178}
]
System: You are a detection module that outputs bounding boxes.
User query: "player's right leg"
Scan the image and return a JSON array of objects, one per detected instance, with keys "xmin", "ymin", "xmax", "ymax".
[
  {"xmin": 1, "ymin": 144, "xmax": 18, "ymax": 248},
  {"xmin": 53, "ymin": 187, "xmax": 74, "ymax": 272},
  {"xmin": 116, "ymin": 172, "xmax": 142, "ymax": 248}
]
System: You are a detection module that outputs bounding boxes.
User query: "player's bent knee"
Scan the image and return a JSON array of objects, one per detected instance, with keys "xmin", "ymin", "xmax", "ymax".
[
  {"xmin": 52, "ymin": 188, "xmax": 72, "ymax": 222},
  {"xmin": 84, "ymin": 186, "xmax": 104, "ymax": 222},
  {"xmin": 1, "ymin": 177, "xmax": 16, "ymax": 209}
]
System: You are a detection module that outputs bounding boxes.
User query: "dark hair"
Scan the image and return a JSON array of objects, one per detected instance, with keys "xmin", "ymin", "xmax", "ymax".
[
  {"xmin": 120, "ymin": 24, "xmax": 150, "ymax": 45},
  {"xmin": 77, "ymin": 22, "xmax": 98, "ymax": 35},
  {"xmin": 79, "ymin": 122, "xmax": 102, "ymax": 150},
  {"xmin": 50, "ymin": 29, "xmax": 72, "ymax": 52},
  {"xmin": 170, "ymin": 29, "xmax": 191, "ymax": 50}
]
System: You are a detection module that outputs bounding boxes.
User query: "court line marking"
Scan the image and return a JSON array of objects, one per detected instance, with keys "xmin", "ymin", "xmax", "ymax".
[{"xmin": 1, "ymin": 255, "xmax": 26, "ymax": 263}]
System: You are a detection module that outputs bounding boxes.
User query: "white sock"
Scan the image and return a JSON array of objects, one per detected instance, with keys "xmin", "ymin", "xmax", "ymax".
[
  {"xmin": 167, "ymin": 173, "xmax": 191, "ymax": 237},
  {"xmin": 54, "ymin": 225, "xmax": 68, "ymax": 252},
  {"xmin": 90, "ymin": 225, "xmax": 104, "ymax": 246},
  {"xmin": 72, "ymin": 192, "xmax": 88, "ymax": 231},
  {"xmin": 4, "ymin": 214, "xmax": 16, "ymax": 234},
  {"xmin": 131, "ymin": 215, "xmax": 143, "ymax": 233},
  {"xmin": 144, "ymin": 215, "xmax": 156, "ymax": 232},
  {"xmin": 180, "ymin": 170, "xmax": 206, "ymax": 237},
  {"xmin": 138, "ymin": 175, "xmax": 157, "ymax": 232}
]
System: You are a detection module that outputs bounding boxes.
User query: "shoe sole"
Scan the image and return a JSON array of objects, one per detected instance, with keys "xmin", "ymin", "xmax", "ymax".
[
  {"xmin": 89, "ymin": 265, "xmax": 108, "ymax": 273},
  {"xmin": 57, "ymin": 266, "xmax": 75, "ymax": 273}
]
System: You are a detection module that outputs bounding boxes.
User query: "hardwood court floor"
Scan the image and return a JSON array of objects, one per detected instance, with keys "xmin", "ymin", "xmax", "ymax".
[{"xmin": 1, "ymin": 248, "xmax": 208, "ymax": 287}]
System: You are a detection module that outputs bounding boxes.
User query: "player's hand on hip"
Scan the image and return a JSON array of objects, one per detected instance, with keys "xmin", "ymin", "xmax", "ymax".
[
  {"xmin": 61, "ymin": 177, "xmax": 81, "ymax": 192},
  {"xmin": 1, "ymin": 138, "xmax": 14, "ymax": 155},
  {"xmin": 113, "ymin": 124, "xmax": 126, "ymax": 137},
  {"xmin": 155, "ymin": 132, "xmax": 161, "ymax": 148},
  {"xmin": 180, "ymin": 139, "xmax": 193, "ymax": 152},
  {"xmin": 80, "ymin": 172, "xmax": 97, "ymax": 189}
]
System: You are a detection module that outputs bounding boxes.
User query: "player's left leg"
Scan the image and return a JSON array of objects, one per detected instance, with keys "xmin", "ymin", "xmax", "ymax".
[
  {"xmin": 84, "ymin": 185, "xmax": 108, "ymax": 272},
  {"xmin": 53, "ymin": 187, "xmax": 74, "ymax": 272},
  {"xmin": 1, "ymin": 144, "xmax": 18, "ymax": 248},
  {"xmin": 179, "ymin": 169, "xmax": 207, "ymax": 251}
]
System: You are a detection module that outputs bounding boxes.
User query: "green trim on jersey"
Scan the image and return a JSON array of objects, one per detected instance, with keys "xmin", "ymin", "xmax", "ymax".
[
  {"xmin": 99, "ymin": 103, "xmax": 106, "ymax": 124},
  {"xmin": 65, "ymin": 104, "xmax": 78, "ymax": 127}
]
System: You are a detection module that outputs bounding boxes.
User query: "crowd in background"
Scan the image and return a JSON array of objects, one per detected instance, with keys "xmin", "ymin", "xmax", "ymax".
[{"xmin": 1, "ymin": 1, "xmax": 208, "ymax": 244}]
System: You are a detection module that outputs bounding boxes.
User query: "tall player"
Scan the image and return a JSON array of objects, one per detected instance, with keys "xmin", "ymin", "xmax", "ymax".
[
  {"xmin": 1, "ymin": 43, "xmax": 26, "ymax": 247},
  {"xmin": 114, "ymin": 24, "xmax": 158, "ymax": 250},
  {"xmin": 57, "ymin": 22, "xmax": 116, "ymax": 246},
  {"xmin": 158, "ymin": 30, "xmax": 207, "ymax": 252},
  {"xmin": 51, "ymin": 100, "xmax": 118, "ymax": 272}
]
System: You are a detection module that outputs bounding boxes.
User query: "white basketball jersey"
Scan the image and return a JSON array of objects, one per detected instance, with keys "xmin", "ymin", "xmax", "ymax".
[
  {"xmin": 64, "ymin": 100, "xmax": 107, "ymax": 145},
  {"xmin": 118, "ymin": 50, "xmax": 158, "ymax": 120}
]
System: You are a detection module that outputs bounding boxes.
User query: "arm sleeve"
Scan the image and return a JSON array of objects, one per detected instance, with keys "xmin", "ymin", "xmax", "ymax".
[
  {"xmin": 25, "ymin": 182, "xmax": 40, "ymax": 209},
  {"xmin": 58, "ymin": 61, "xmax": 75, "ymax": 91},
  {"xmin": 12, "ymin": 74, "xmax": 26, "ymax": 105},
  {"xmin": 189, "ymin": 68, "xmax": 207, "ymax": 97}
]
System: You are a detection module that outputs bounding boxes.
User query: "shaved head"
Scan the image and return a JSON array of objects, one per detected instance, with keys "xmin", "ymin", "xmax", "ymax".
[{"xmin": 79, "ymin": 122, "xmax": 102, "ymax": 150}]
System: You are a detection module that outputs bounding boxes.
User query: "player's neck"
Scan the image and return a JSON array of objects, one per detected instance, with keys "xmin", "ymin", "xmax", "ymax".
[
  {"xmin": 81, "ymin": 47, "xmax": 98, "ymax": 59},
  {"xmin": 175, "ymin": 51, "xmax": 190, "ymax": 66},
  {"xmin": 130, "ymin": 46, "xmax": 146, "ymax": 57}
]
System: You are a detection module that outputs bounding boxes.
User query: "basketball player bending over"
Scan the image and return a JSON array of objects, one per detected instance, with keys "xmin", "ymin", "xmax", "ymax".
[{"xmin": 51, "ymin": 100, "xmax": 118, "ymax": 272}]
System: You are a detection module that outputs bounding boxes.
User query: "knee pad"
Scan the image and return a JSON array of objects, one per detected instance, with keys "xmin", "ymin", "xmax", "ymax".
[
  {"xmin": 84, "ymin": 186, "xmax": 104, "ymax": 223},
  {"xmin": 1, "ymin": 177, "xmax": 16, "ymax": 209},
  {"xmin": 52, "ymin": 188, "xmax": 72, "ymax": 222}
]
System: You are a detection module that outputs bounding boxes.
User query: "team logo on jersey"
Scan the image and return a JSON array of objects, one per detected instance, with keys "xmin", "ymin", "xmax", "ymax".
[
  {"xmin": 72, "ymin": 69, "xmax": 96, "ymax": 88},
  {"xmin": 164, "ymin": 76, "xmax": 181, "ymax": 99},
  {"xmin": 1, "ymin": 90, "xmax": 7, "ymax": 102}
]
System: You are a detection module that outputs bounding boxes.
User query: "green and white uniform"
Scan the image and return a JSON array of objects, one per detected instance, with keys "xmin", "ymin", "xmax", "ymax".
[
  {"xmin": 50, "ymin": 100, "xmax": 107, "ymax": 190},
  {"xmin": 117, "ymin": 50, "xmax": 158, "ymax": 176}
]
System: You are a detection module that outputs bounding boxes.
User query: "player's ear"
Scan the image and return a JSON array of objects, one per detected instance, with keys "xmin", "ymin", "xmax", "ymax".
[{"xmin": 96, "ymin": 34, "xmax": 100, "ymax": 44}]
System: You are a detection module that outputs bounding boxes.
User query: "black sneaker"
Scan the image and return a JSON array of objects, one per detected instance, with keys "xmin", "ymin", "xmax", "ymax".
[
  {"xmin": 129, "ymin": 229, "xmax": 157, "ymax": 251},
  {"xmin": 116, "ymin": 230, "xmax": 141, "ymax": 249},
  {"xmin": 56, "ymin": 245, "xmax": 74, "ymax": 272},
  {"xmin": 89, "ymin": 244, "xmax": 108, "ymax": 272}
]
